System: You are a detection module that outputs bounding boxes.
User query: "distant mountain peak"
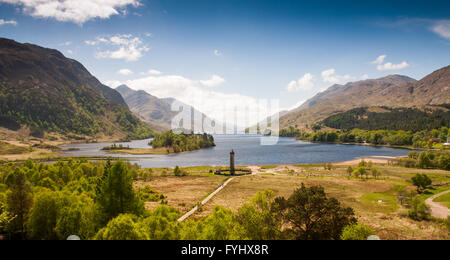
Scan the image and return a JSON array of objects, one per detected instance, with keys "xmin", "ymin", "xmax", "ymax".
[
  {"xmin": 116, "ymin": 84, "xmax": 131, "ymax": 91},
  {"xmin": 374, "ymin": 74, "xmax": 417, "ymax": 83},
  {"xmin": 280, "ymin": 66, "xmax": 449, "ymax": 129},
  {"xmin": 116, "ymin": 87, "xmax": 219, "ymax": 133}
]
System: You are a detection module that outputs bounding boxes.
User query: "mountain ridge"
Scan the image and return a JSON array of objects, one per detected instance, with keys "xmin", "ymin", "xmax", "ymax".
[
  {"xmin": 280, "ymin": 67, "xmax": 450, "ymax": 129},
  {"xmin": 116, "ymin": 85, "xmax": 220, "ymax": 133},
  {"xmin": 0, "ymin": 38, "xmax": 153, "ymax": 140}
]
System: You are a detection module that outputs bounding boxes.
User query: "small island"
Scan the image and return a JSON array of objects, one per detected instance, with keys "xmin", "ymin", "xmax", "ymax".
[
  {"xmin": 102, "ymin": 131, "xmax": 215, "ymax": 155},
  {"xmin": 150, "ymin": 131, "xmax": 216, "ymax": 153}
]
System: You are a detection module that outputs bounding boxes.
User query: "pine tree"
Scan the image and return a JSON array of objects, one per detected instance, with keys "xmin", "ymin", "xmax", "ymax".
[
  {"xmin": 6, "ymin": 168, "xmax": 33, "ymax": 238},
  {"xmin": 97, "ymin": 161, "xmax": 144, "ymax": 224}
]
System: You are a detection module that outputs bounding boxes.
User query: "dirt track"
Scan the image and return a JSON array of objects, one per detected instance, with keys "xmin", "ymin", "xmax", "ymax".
[{"xmin": 425, "ymin": 190, "xmax": 450, "ymax": 219}]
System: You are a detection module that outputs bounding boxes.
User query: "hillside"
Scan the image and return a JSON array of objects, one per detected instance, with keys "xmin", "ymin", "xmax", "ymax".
[
  {"xmin": 0, "ymin": 38, "xmax": 153, "ymax": 141},
  {"xmin": 117, "ymin": 85, "xmax": 220, "ymax": 133},
  {"xmin": 280, "ymin": 67, "xmax": 450, "ymax": 129},
  {"xmin": 116, "ymin": 85, "xmax": 177, "ymax": 132},
  {"xmin": 321, "ymin": 105, "xmax": 450, "ymax": 132}
]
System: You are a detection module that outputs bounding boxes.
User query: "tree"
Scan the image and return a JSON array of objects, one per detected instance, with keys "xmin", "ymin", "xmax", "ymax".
[
  {"xmin": 97, "ymin": 161, "xmax": 144, "ymax": 224},
  {"xmin": 411, "ymin": 174, "xmax": 432, "ymax": 193},
  {"xmin": 340, "ymin": 224, "xmax": 376, "ymax": 240},
  {"xmin": 273, "ymin": 184, "xmax": 357, "ymax": 240},
  {"xmin": 94, "ymin": 214, "xmax": 148, "ymax": 240},
  {"xmin": 359, "ymin": 159, "xmax": 366, "ymax": 167},
  {"xmin": 27, "ymin": 190, "xmax": 61, "ymax": 240},
  {"xmin": 346, "ymin": 166, "xmax": 353, "ymax": 178},
  {"xmin": 236, "ymin": 190, "xmax": 281, "ymax": 240},
  {"xmin": 174, "ymin": 166, "xmax": 186, "ymax": 177},
  {"xmin": 180, "ymin": 206, "xmax": 242, "ymax": 240},
  {"xmin": 55, "ymin": 193, "xmax": 97, "ymax": 240},
  {"xmin": 5, "ymin": 168, "xmax": 33, "ymax": 238},
  {"xmin": 371, "ymin": 168, "xmax": 380, "ymax": 179},
  {"xmin": 141, "ymin": 205, "xmax": 180, "ymax": 240},
  {"xmin": 408, "ymin": 197, "xmax": 430, "ymax": 221},
  {"xmin": 353, "ymin": 167, "xmax": 366, "ymax": 179},
  {"xmin": 418, "ymin": 152, "xmax": 432, "ymax": 168},
  {"xmin": 0, "ymin": 201, "xmax": 15, "ymax": 234}
]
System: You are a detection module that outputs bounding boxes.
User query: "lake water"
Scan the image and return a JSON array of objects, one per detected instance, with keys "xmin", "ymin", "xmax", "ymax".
[{"xmin": 59, "ymin": 135, "xmax": 411, "ymax": 168}]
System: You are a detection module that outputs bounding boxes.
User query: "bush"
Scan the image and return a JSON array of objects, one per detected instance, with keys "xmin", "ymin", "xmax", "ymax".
[
  {"xmin": 94, "ymin": 214, "xmax": 148, "ymax": 240},
  {"xmin": 174, "ymin": 166, "xmax": 186, "ymax": 177},
  {"xmin": 445, "ymin": 216, "xmax": 450, "ymax": 231},
  {"xmin": 411, "ymin": 174, "xmax": 432, "ymax": 193},
  {"xmin": 30, "ymin": 126, "xmax": 45, "ymax": 138},
  {"xmin": 340, "ymin": 224, "xmax": 376, "ymax": 240},
  {"xmin": 408, "ymin": 197, "xmax": 431, "ymax": 221}
]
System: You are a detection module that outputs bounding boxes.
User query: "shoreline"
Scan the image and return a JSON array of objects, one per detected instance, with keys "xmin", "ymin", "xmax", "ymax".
[
  {"xmin": 332, "ymin": 155, "xmax": 405, "ymax": 166},
  {"xmin": 295, "ymin": 138, "xmax": 419, "ymax": 150}
]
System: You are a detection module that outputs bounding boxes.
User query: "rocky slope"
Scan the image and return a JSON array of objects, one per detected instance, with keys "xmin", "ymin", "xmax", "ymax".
[
  {"xmin": 280, "ymin": 67, "xmax": 450, "ymax": 129},
  {"xmin": 0, "ymin": 38, "xmax": 153, "ymax": 140},
  {"xmin": 116, "ymin": 85, "xmax": 219, "ymax": 133}
]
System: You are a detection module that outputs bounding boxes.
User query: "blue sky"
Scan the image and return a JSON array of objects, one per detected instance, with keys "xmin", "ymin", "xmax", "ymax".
[{"xmin": 0, "ymin": 0, "xmax": 449, "ymax": 124}]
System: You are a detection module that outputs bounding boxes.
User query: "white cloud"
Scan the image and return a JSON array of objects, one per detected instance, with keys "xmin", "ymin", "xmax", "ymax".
[
  {"xmin": 213, "ymin": 49, "xmax": 222, "ymax": 56},
  {"xmin": 286, "ymin": 73, "xmax": 315, "ymax": 92},
  {"xmin": 141, "ymin": 69, "xmax": 162, "ymax": 76},
  {"xmin": 372, "ymin": 54, "xmax": 409, "ymax": 71},
  {"xmin": 145, "ymin": 32, "xmax": 152, "ymax": 37},
  {"xmin": 0, "ymin": 0, "xmax": 141, "ymax": 25},
  {"xmin": 117, "ymin": 69, "xmax": 133, "ymax": 76},
  {"xmin": 200, "ymin": 75, "xmax": 225, "ymax": 87},
  {"xmin": 120, "ymin": 74, "xmax": 273, "ymax": 126},
  {"xmin": 431, "ymin": 20, "xmax": 450, "ymax": 40},
  {"xmin": 89, "ymin": 34, "xmax": 149, "ymax": 61},
  {"xmin": 321, "ymin": 69, "xmax": 354, "ymax": 84},
  {"xmin": 105, "ymin": 80, "xmax": 123, "ymax": 88},
  {"xmin": 66, "ymin": 50, "xmax": 73, "ymax": 54},
  {"xmin": 361, "ymin": 74, "xmax": 369, "ymax": 80},
  {"xmin": 377, "ymin": 61, "xmax": 409, "ymax": 71},
  {"xmin": 372, "ymin": 55, "xmax": 387, "ymax": 65},
  {"xmin": 85, "ymin": 40, "xmax": 97, "ymax": 46},
  {"xmin": 0, "ymin": 19, "xmax": 17, "ymax": 26},
  {"xmin": 60, "ymin": 41, "xmax": 71, "ymax": 46}
]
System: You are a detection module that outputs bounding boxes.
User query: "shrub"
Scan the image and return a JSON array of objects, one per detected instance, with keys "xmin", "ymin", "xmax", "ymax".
[
  {"xmin": 411, "ymin": 174, "xmax": 432, "ymax": 193},
  {"xmin": 408, "ymin": 197, "xmax": 431, "ymax": 221},
  {"xmin": 94, "ymin": 214, "xmax": 148, "ymax": 240},
  {"xmin": 340, "ymin": 224, "xmax": 376, "ymax": 240}
]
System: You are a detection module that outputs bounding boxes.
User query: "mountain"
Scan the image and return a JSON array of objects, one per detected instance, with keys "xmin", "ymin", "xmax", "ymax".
[
  {"xmin": 322, "ymin": 105, "xmax": 450, "ymax": 132},
  {"xmin": 412, "ymin": 66, "xmax": 450, "ymax": 105},
  {"xmin": 0, "ymin": 38, "xmax": 153, "ymax": 140},
  {"xmin": 116, "ymin": 85, "xmax": 177, "ymax": 132},
  {"xmin": 246, "ymin": 110, "xmax": 288, "ymax": 134},
  {"xmin": 116, "ymin": 85, "xmax": 220, "ymax": 133},
  {"xmin": 280, "ymin": 67, "xmax": 450, "ymax": 129}
]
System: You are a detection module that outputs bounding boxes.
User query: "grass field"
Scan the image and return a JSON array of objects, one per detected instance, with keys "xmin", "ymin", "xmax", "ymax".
[
  {"xmin": 135, "ymin": 175, "xmax": 228, "ymax": 213},
  {"xmin": 140, "ymin": 163, "xmax": 450, "ymax": 240},
  {"xmin": 0, "ymin": 141, "xmax": 29, "ymax": 155}
]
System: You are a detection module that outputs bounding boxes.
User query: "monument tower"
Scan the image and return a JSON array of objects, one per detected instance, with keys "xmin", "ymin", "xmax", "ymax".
[{"xmin": 230, "ymin": 150, "xmax": 235, "ymax": 175}]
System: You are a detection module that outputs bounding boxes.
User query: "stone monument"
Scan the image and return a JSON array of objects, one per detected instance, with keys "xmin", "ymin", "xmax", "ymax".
[{"xmin": 230, "ymin": 150, "xmax": 235, "ymax": 175}]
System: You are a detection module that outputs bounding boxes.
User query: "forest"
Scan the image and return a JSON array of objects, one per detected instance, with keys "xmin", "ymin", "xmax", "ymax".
[
  {"xmin": 0, "ymin": 159, "xmax": 368, "ymax": 240},
  {"xmin": 392, "ymin": 150, "xmax": 450, "ymax": 171},
  {"xmin": 150, "ymin": 131, "xmax": 216, "ymax": 153},
  {"xmin": 322, "ymin": 106, "xmax": 450, "ymax": 132},
  {"xmin": 0, "ymin": 81, "xmax": 154, "ymax": 140},
  {"xmin": 280, "ymin": 127, "xmax": 449, "ymax": 149}
]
